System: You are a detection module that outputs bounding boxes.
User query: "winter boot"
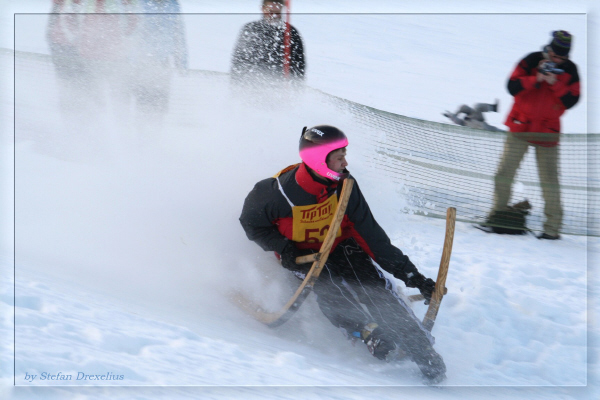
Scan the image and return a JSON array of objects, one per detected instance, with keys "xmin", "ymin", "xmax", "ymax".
[
  {"xmin": 412, "ymin": 345, "xmax": 447, "ymax": 384},
  {"xmin": 537, "ymin": 232, "xmax": 561, "ymax": 240},
  {"xmin": 360, "ymin": 323, "xmax": 400, "ymax": 361},
  {"xmin": 492, "ymin": 99, "xmax": 499, "ymax": 113}
]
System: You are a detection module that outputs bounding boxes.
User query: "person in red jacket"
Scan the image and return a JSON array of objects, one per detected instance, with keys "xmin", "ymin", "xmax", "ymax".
[
  {"xmin": 240, "ymin": 125, "xmax": 446, "ymax": 384},
  {"xmin": 482, "ymin": 30, "xmax": 580, "ymax": 240}
]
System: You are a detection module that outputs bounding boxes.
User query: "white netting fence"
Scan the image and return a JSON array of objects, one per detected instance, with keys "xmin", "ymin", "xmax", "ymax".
[
  {"xmin": 8, "ymin": 48, "xmax": 599, "ymax": 237},
  {"xmin": 319, "ymin": 94, "xmax": 598, "ymax": 237}
]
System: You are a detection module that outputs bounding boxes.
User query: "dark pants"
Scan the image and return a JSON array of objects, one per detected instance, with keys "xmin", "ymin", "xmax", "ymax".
[{"xmin": 311, "ymin": 239, "xmax": 437, "ymax": 366}]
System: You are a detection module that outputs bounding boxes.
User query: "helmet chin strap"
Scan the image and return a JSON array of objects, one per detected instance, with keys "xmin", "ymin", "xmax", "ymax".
[{"xmin": 306, "ymin": 163, "xmax": 348, "ymax": 184}]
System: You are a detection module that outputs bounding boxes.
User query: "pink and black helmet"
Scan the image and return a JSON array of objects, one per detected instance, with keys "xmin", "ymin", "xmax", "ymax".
[{"xmin": 299, "ymin": 125, "xmax": 349, "ymax": 181}]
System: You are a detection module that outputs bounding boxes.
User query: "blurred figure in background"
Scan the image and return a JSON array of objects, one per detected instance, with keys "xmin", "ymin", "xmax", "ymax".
[
  {"xmin": 443, "ymin": 100, "xmax": 504, "ymax": 132},
  {"xmin": 128, "ymin": 0, "xmax": 188, "ymax": 143},
  {"xmin": 230, "ymin": 0, "xmax": 305, "ymax": 89},
  {"xmin": 46, "ymin": 0, "xmax": 188, "ymax": 152},
  {"xmin": 46, "ymin": 0, "xmax": 138, "ymax": 154}
]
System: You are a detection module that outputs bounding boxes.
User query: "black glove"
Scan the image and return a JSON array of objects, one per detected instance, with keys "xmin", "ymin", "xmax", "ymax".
[
  {"xmin": 419, "ymin": 278, "xmax": 436, "ymax": 305},
  {"xmin": 406, "ymin": 272, "xmax": 436, "ymax": 305},
  {"xmin": 280, "ymin": 243, "xmax": 315, "ymax": 274}
]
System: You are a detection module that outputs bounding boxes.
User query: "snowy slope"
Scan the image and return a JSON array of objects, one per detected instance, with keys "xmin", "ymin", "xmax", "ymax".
[{"xmin": 2, "ymin": 1, "xmax": 599, "ymax": 400}]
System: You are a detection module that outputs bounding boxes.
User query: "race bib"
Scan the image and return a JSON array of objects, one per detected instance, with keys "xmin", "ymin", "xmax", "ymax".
[{"xmin": 292, "ymin": 195, "xmax": 342, "ymax": 243}]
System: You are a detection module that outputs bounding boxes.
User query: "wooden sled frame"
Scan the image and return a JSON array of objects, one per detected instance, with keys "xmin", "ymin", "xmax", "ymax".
[{"xmin": 234, "ymin": 183, "xmax": 455, "ymax": 332}]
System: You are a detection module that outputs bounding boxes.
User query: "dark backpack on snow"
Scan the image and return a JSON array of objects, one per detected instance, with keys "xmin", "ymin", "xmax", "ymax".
[{"xmin": 487, "ymin": 200, "xmax": 531, "ymax": 235}]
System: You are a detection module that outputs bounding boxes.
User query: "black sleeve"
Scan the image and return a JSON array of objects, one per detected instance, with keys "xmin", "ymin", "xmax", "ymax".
[
  {"xmin": 560, "ymin": 60, "xmax": 580, "ymax": 110},
  {"xmin": 507, "ymin": 52, "xmax": 540, "ymax": 96},
  {"xmin": 239, "ymin": 178, "xmax": 290, "ymax": 255},
  {"xmin": 230, "ymin": 23, "xmax": 257, "ymax": 78},
  {"xmin": 290, "ymin": 26, "xmax": 305, "ymax": 79},
  {"xmin": 507, "ymin": 72, "xmax": 525, "ymax": 96},
  {"xmin": 344, "ymin": 179, "xmax": 421, "ymax": 284},
  {"xmin": 561, "ymin": 92, "xmax": 579, "ymax": 110}
]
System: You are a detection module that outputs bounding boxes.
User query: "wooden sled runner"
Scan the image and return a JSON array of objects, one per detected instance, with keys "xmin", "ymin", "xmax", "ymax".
[{"xmin": 422, "ymin": 207, "xmax": 455, "ymax": 332}]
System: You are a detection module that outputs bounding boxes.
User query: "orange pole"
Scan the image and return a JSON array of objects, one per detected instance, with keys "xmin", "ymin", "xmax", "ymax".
[{"xmin": 283, "ymin": 0, "xmax": 291, "ymax": 77}]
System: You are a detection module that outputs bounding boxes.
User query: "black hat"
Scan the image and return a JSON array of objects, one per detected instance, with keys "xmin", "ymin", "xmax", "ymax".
[{"xmin": 548, "ymin": 30, "xmax": 572, "ymax": 57}]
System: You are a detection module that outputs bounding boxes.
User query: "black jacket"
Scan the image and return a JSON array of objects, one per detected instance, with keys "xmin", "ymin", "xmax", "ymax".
[
  {"xmin": 231, "ymin": 19, "xmax": 305, "ymax": 81},
  {"xmin": 239, "ymin": 163, "xmax": 423, "ymax": 287}
]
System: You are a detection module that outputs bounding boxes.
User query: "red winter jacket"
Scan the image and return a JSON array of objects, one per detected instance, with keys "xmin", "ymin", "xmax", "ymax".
[
  {"xmin": 46, "ymin": 0, "xmax": 138, "ymax": 61},
  {"xmin": 504, "ymin": 51, "xmax": 580, "ymax": 147}
]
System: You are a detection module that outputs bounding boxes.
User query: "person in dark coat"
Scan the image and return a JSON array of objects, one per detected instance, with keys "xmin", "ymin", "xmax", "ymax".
[
  {"xmin": 230, "ymin": 0, "xmax": 305, "ymax": 85},
  {"xmin": 240, "ymin": 125, "xmax": 447, "ymax": 384}
]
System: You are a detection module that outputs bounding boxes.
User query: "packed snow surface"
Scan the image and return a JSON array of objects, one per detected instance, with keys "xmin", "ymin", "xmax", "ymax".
[{"xmin": 1, "ymin": 1, "xmax": 598, "ymax": 399}]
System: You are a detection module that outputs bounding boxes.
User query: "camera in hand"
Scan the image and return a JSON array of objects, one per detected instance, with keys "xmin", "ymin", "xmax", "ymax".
[{"xmin": 539, "ymin": 61, "xmax": 564, "ymax": 75}]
